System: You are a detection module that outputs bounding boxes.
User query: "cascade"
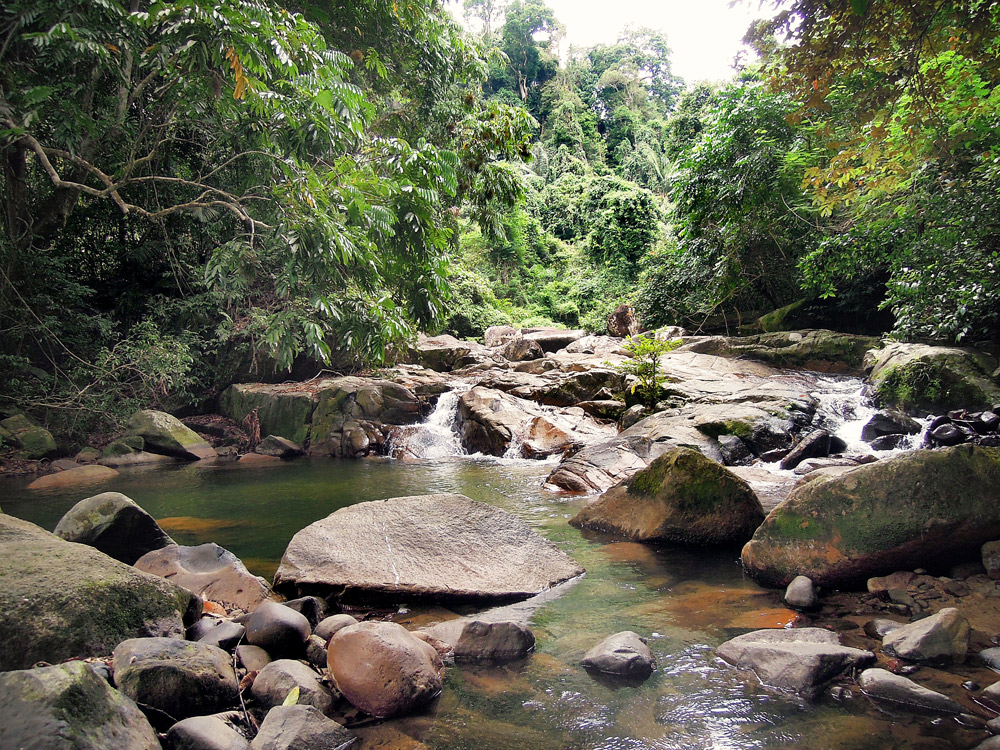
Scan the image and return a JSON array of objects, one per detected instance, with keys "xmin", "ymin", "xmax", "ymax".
[{"xmin": 389, "ymin": 386, "xmax": 468, "ymax": 459}]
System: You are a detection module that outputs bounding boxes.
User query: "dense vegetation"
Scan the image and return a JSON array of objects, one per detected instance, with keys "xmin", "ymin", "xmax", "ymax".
[{"xmin": 1, "ymin": 0, "xmax": 997, "ymax": 443}]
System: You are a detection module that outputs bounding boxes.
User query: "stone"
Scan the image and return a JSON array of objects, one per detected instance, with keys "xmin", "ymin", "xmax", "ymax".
[
  {"xmin": 135, "ymin": 543, "xmax": 272, "ymax": 612},
  {"xmin": 53, "ymin": 491, "xmax": 174, "ymax": 565},
  {"xmin": 236, "ymin": 644, "xmax": 272, "ymax": 672},
  {"xmin": 484, "ymin": 325, "xmax": 518, "ymax": 348},
  {"xmin": 521, "ymin": 327, "xmax": 588, "ymax": 353},
  {"xmin": 1, "ymin": 413, "xmax": 57, "ymax": 458},
  {"xmin": 327, "ymin": 621, "xmax": 443, "ymax": 718},
  {"xmin": 251, "ymin": 659, "xmax": 336, "ymax": 716},
  {"xmin": 974, "ymin": 738, "xmax": 1000, "ymax": 750},
  {"xmin": 716, "ymin": 628, "xmax": 875, "ymax": 699},
  {"xmin": 245, "ymin": 601, "xmax": 312, "ymax": 658},
  {"xmin": 274, "ymin": 494, "xmax": 584, "ymax": 603},
  {"xmin": 251, "ymin": 705, "xmax": 355, "ymax": 750},
  {"xmin": 112, "ymin": 637, "xmax": 239, "ymax": 719},
  {"xmin": 930, "ymin": 423, "xmax": 967, "ymax": 446},
  {"xmin": 742, "ymin": 445, "xmax": 1000, "ymax": 587},
  {"xmin": 127, "ymin": 409, "xmax": 217, "ymax": 460},
  {"xmin": 882, "ymin": 607, "xmax": 970, "ymax": 662},
  {"xmin": 0, "ymin": 514, "xmax": 198, "ymax": 671},
  {"xmin": 866, "ymin": 342, "xmax": 1000, "ymax": 413},
  {"xmin": 501, "ymin": 337, "xmax": 544, "ymax": 362},
  {"xmin": 580, "ymin": 631, "xmax": 655, "ymax": 679},
  {"xmin": 280, "ymin": 596, "xmax": 326, "ymax": 629},
  {"xmin": 166, "ymin": 715, "xmax": 250, "ymax": 750},
  {"xmin": 858, "ymin": 668, "xmax": 963, "ymax": 714},
  {"xmin": 718, "ymin": 434, "xmax": 753, "ymax": 466},
  {"xmin": 689, "ymin": 330, "xmax": 879, "ymax": 372},
  {"xmin": 779, "ymin": 429, "xmax": 836, "ymax": 471},
  {"xmin": 306, "ymin": 634, "xmax": 328, "ymax": 669},
  {"xmin": 27, "ymin": 464, "xmax": 120, "ymax": 489},
  {"xmin": 256, "ymin": 435, "xmax": 305, "ymax": 458},
  {"xmin": 861, "ymin": 410, "xmax": 922, "ymax": 442},
  {"xmin": 521, "ymin": 416, "xmax": 576, "ymax": 458},
  {"xmin": 50, "ymin": 458, "xmax": 81, "ymax": 471},
  {"xmin": 314, "ymin": 614, "xmax": 359, "ymax": 643},
  {"xmin": 984, "ymin": 541, "xmax": 1000, "ymax": 580},
  {"xmin": 99, "ymin": 450, "xmax": 180, "ymax": 468},
  {"xmin": 0, "ymin": 661, "xmax": 159, "ymax": 750},
  {"xmin": 870, "ymin": 434, "xmax": 909, "ymax": 451},
  {"xmin": 75, "ymin": 446, "xmax": 101, "ymax": 463},
  {"xmin": 422, "ymin": 619, "xmax": 535, "ymax": 663},
  {"xmin": 220, "ymin": 384, "xmax": 318, "ymax": 446},
  {"xmin": 188, "ymin": 618, "xmax": 246, "ymax": 651},
  {"xmin": 784, "ymin": 575, "xmax": 818, "ymax": 609},
  {"xmin": 980, "ymin": 647, "xmax": 1000, "ymax": 672},
  {"xmin": 570, "ymin": 448, "xmax": 765, "ymax": 545}
]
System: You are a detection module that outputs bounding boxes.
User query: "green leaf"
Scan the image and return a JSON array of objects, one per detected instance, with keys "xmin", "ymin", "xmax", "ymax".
[{"xmin": 849, "ymin": 0, "xmax": 868, "ymax": 16}]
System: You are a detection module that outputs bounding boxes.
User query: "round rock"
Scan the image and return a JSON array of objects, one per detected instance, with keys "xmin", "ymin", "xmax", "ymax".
[
  {"xmin": 112, "ymin": 637, "xmax": 238, "ymax": 720},
  {"xmin": 327, "ymin": 621, "xmax": 443, "ymax": 718},
  {"xmin": 314, "ymin": 614, "xmax": 359, "ymax": 643},
  {"xmin": 53, "ymin": 491, "xmax": 174, "ymax": 565},
  {"xmin": 165, "ymin": 715, "xmax": 250, "ymax": 750},
  {"xmin": 245, "ymin": 601, "xmax": 311, "ymax": 657},
  {"xmin": 784, "ymin": 575, "xmax": 818, "ymax": 609},
  {"xmin": 251, "ymin": 659, "xmax": 336, "ymax": 716},
  {"xmin": 581, "ymin": 631, "xmax": 655, "ymax": 679},
  {"xmin": 252, "ymin": 704, "xmax": 355, "ymax": 750}
]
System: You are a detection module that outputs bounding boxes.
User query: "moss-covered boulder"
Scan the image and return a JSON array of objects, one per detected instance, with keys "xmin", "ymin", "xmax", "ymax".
[
  {"xmin": 126, "ymin": 410, "xmax": 216, "ymax": 460},
  {"xmin": 742, "ymin": 445, "xmax": 1000, "ymax": 588},
  {"xmin": 686, "ymin": 330, "xmax": 881, "ymax": 373},
  {"xmin": 0, "ymin": 514, "xmax": 199, "ymax": 670},
  {"xmin": 309, "ymin": 377, "xmax": 423, "ymax": 457},
  {"xmin": 570, "ymin": 447, "xmax": 765, "ymax": 545},
  {"xmin": 219, "ymin": 383, "xmax": 319, "ymax": 446},
  {"xmin": 866, "ymin": 342, "xmax": 1000, "ymax": 414},
  {"xmin": 0, "ymin": 413, "xmax": 57, "ymax": 458},
  {"xmin": 0, "ymin": 661, "xmax": 159, "ymax": 750},
  {"xmin": 53, "ymin": 492, "xmax": 174, "ymax": 565}
]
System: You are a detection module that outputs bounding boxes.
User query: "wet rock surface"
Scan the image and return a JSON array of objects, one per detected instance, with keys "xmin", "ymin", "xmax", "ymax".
[
  {"xmin": 580, "ymin": 631, "xmax": 655, "ymax": 679},
  {"xmin": 422, "ymin": 619, "xmax": 535, "ymax": 663}
]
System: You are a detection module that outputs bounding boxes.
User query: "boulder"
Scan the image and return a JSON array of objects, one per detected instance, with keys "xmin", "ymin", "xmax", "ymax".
[
  {"xmin": 245, "ymin": 601, "xmax": 311, "ymax": 658},
  {"xmin": 580, "ymin": 631, "xmax": 655, "ymax": 679},
  {"xmin": 457, "ymin": 387, "xmax": 533, "ymax": 456},
  {"xmin": 53, "ymin": 491, "xmax": 174, "ymax": 565},
  {"xmin": 501, "ymin": 337, "xmax": 544, "ymax": 362},
  {"xmin": 606, "ymin": 304, "xmax": 640, "ymax": 337},
  {"xmin": 127, "ymin": 410, "xmax": 217, "ymax": 460},
  {"xmin": 718, "ymin": 434, "xmax": 753, "ymax": 466},
  {"xmin": 784, "ymin": 575, "xmax": 818, "ymax": 609},
  {"xmin": 99, "ymin": 450, "xmax": 179, "ymax": 468},
  {"xmin": 882, "ymin": 607, "xmax": 970, "ymax": 662},
  {"xmin": 135, "ymin": 543, "xmax": 272, "ymax": 612},
  {"xmin": 236, "ymin": 644, "xmax": 272, "ymax": 672},
  {"xmin": 778, "ymin": 429, "xmax": 840, "ymax": 471},
  {"xmin": 251, "ymin": 659, "xmax": 337, "ymax": 716},
  {"xmin": 256, "ymin": 435, "xmax": 305, "ymax": 458},
  {"xmin": 0, "ymin": 413, "xmax": 57, "ymax": 458},
  {"xmin": 306, "ymin": 634, "xmax": 328, "ymax": 669},
  {"xmin": 521, "ymin": 416, "xmax": 576, "ymax": 458},
  {"xmin": 326, "ymin": 621, "xmax": 443, "ymax": 718},
  {"xmin": 251, "ymin": 705, "xmax": 355, "ymax": 750},
  {"xmin": 422, "ymin": 619, "xmax": 535, "ymax": 663},
  {"xmin": 564, "ymin": 335, "xmax": 629, "ymax": 357},
  {"xmin": 404, "ymin": 333, "xmax": 487, "ymax": 371},
  {"xmin": 219, "ymin": 383, "xmax": 318, "ymax": 445},
  {"xmin": 484, "ymin": 325, "xmax": 518, "ymax": 348},
  {"xmin": 716, "ymin": 628, "xmax": 875, "ymax": 699},
  {"xmin": 980, "ymin": 647, "xmax": 1000, "ymax": 672},
  {"xmin": 315, "ymin": 614, "xmax": 359, "ymax": 643},
  {"xmin": 27, "ymin": 464, "xmax": 119, "ymax": 490},
  {"xmin": 274, "ymin": 494, "xmax": 584, "ymax": 603},
  {"xmin": 0, "ymin": 514, "xmax": 198, "ymax": 671},
  {"xmin": 112, "ymin": 637, "xmax": 239, "ymax": 719},
  {"xmin": 0, "ymin": 661, "xmax": 159, "ymax": 750},
  {"xmin": 166, "ymin": 715, "xmax": 250, "ymax": 750},
  {"xmin": 742, "ymin": 445, "xmax": 1000, "ymax": 587},
  {"xmin": 861, "ymin": 410, "xmax": 922, "ymax": 442},
  {"xmin": 188, "ymin": 618, "xmax": 246, "ymax": 651},
  {"xmin": 858, "ymin": 668, "xmax": 963, "ymax": 714},
  {"xmin": 546, "ymin": 435, "xmax": 673, "ymax": 493},
  {"xmin": 521, "ymin": 327, "xmax": 587, "ymax": 353},
  {"xmin": 866, "ymin": 342, "xmax": 1000, "ymax": 413},
  {"xmin": 570, "ymin": 448, "xmax": 765, "ymax": 545},
  {"xmin": 687, "ymin": 330, "xmax": 880, "ymax": 373}
]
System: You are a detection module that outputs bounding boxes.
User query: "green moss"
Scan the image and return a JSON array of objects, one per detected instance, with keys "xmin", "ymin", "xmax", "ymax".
[
  {"xmin": 697, "ymin": 419, "xmax": 754, "ymax": 440},
  {"xmin": 769, "ymin": 508, "xmax": 824, "ymax": 541},
  {"xmin": 875, "ymin": 360, "xmax": 984, "ymax": 412},
  {"xmin": 53, "ymin": 676, "xmax": 114, "ymax": 726},
  {"xmin": 758, "ymin": 299, "xmax": 806, "ymax": 332}
]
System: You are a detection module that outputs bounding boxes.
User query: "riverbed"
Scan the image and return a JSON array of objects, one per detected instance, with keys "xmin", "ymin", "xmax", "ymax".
[{"xmin": 2, "ymin": 450, "xmax": 979, "ymax": 750}]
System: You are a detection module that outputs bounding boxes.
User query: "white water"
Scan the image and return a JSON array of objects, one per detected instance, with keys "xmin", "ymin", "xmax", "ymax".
[{"xmin": 389, "ymin": 386, "xmax": 468, "ymax": 459}]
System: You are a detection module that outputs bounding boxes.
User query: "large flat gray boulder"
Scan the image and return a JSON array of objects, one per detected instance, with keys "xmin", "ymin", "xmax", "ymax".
[
  {"xmin": 0, "ymin": 514, "xmax": 199, "ymax": 670},
  {"xmin": 274, "ymin": 494, "xmax": 584, "ymax": 602},
  {"xmin": 0, "ymin": 661, "xmax": 159, "ymax": 749}
]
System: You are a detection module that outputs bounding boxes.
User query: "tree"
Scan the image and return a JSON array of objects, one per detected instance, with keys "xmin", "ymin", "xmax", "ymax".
[
  {"xmin": 499, "ymin": 0, "xmax": 559, "ymax": 102},
  {"xmin": 464, "ymin": 0, "xmax": 507, "ymax": 37}
]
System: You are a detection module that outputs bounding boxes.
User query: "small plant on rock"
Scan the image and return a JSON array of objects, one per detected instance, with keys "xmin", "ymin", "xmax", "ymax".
[{"xmin": 613, "ymin": 331, "xmax": 682, "ymax": 408}]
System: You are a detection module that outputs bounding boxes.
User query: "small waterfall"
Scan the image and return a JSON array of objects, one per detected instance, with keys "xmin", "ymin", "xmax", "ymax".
[
  {"xmin": 811, "ymin": 376, "xmax": 924, "ymax": 455},
  {"xmin": 389, "ymin": 387, "xmax": 467, "ymax": 459}
]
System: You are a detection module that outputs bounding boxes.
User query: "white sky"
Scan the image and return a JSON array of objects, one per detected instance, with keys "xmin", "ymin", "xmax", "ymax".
[{"xmin": 448, "ymin": 0, "xmax": 771, "ymax": 85}]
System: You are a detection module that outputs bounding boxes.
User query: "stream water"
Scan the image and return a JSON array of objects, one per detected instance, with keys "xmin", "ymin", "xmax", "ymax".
[{"xmin": 1, "ymin": 376, "xmax": 972, "ymax": 750}]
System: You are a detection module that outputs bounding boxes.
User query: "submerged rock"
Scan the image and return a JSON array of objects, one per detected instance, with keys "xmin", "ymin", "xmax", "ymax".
[
  {"xmin": 716, "ymin": 628, "xmax": 874, "ymax": 699},
  {"xmin": 581, "ymin": 631, "xmax": 655, "ymax": 679},
  {"xmin": 422, "ymin": 619, "xmax": 535, "ymax": 663},
  {"xmin": 858, "ymin": 668, "xmax": 963, "ymax": 714},
  {"xmin": 274, "ymin": 494, "xmax": 584, "ymax": 603},
  {"xmin": 0, "ymin": 661, "xmax": 159, "ymax": 750},
  {"xmin": 0, "ymin": 514, "xmax": 198, "ymax": 671},
  {"xmin": 742, "ymin": 445, "xmax": 1000, "ymax": 587},
  {"xmin": 27, "ymin": 464, "xmax": 120, "ymax": 490},
  {"xmin": 327, "ymin": 621, "xmax": 443, "ymax": 718},
  {"xmin": 135, "ymin": 542, "xmax": 272, "ymax": 613},
  {"xmin": 570, "ymin": 448, "xmax": 764, "ymax": 545},
  {"xmin": 53, "ymin": 491, "xmax": 174, "ymax": 565}
]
